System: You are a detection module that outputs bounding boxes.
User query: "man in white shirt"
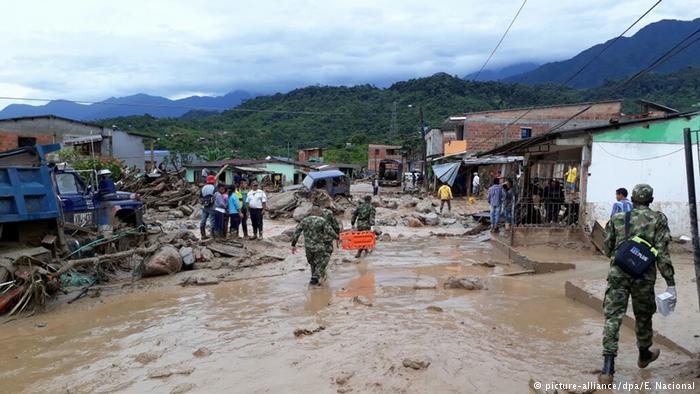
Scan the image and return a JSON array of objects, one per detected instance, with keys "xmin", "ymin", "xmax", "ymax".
[
  {"xmin": 246, "ymin": 181, "xmax": 268, "ymax": 239},
  {"xmin": 472, "ymin": 172, "xmax": 481, "ymax": 197}
]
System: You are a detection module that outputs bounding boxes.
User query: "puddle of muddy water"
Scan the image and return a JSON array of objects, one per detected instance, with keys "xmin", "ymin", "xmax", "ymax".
[{"xmin": 0, "ymin": 237, "xmax": 692, "ymax": 393}]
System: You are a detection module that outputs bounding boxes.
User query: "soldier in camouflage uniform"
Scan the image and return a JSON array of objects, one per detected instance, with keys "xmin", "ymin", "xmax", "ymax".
[
  {"xmin": 322, "ymin": 208, "xmax": 341, "ymax": 255},
  {"xmin": 351, "ymin": 195, "xmax": 376, "ymax": 258},
  {"xmin": 291, "ymin": 206, "xmax": 339, "ymax": 285},
  {"xmin": 598, "ymin": 184, "xmax": 676, "ymax": 384}
]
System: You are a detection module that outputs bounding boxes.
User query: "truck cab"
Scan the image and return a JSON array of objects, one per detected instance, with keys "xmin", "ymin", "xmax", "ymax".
[{"xmin": 53, "ymin": 166, "xmax": 143, "ymax": 231}]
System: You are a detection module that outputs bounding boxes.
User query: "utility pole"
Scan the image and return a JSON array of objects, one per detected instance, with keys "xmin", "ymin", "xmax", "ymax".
[
  {"xmin": 419, "ymin": 106, "xmax": 427, "ymax": 191},
  {"xmin": 683, "ymin": 127, "xmax": 700, "ymax": 310},
  {"xmin": 390, "ymin": 101, "xmax": 398, "ymax": 136}
]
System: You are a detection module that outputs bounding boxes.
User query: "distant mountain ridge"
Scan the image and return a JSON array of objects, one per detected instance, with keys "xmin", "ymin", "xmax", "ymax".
[
  {"xmin": 504, "ymin": 18, "xmax": 700, "ymax": 87},
  {"xmin": 0, "ymin": 90, "xmax": 254, "ymax": 120},
  {"xmin": 464, "ymin": 62, "xmax": 540, "ymax": 81}
]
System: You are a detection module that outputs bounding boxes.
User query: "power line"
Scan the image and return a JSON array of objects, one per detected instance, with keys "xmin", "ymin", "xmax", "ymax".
[
  {"xmin": 469, "ymin": 0, "xmax": 664, "ymax": 150},
  {"xmin": 471, "ymin": 0, "xmax": 528, "ymax": 81},
  {"xmin": 562, "ymin": 0, "xmax": 663, "ymax": 86},
  {"xmin": 595, "ymin": 140, "xmax": 684, "ymax": 161},
  {"xmin": 0, "ymin": 95, "xmax": 351, "ymax": 116}
]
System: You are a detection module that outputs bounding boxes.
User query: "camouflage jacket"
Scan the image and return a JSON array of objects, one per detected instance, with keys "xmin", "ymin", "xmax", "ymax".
[
  {"xmin": 351, "ymin": 202, "xmax": 375, "ymax": 231},
  {"xmin": 603, "ymin": 206, "xmax": 675, "ymax": 285},
  {"xmin": 322, "ymin": 209, "xmax": 340, "ymax": 244},
  {"xmin": 291, "ymin": 215, "xmax": 339, "ymax": 252}
]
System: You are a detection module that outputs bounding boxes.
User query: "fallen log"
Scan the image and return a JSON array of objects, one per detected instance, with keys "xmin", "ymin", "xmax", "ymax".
[{"xmin": 55, "ymin": 244, "xmax": 159, "ymax": 277}]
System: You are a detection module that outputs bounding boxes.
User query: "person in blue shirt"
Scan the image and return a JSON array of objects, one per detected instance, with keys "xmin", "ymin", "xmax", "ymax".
[
  {"xmin": 610, "ymin": 187, "xmax": 633, "ymax": 217},
  {"xmin": 228, "ymin": 184, "xmax": 242, "ymax": 239},
  {"xmin": 97, "ymin": 169, "xmax": 116, "ymax": 195}
]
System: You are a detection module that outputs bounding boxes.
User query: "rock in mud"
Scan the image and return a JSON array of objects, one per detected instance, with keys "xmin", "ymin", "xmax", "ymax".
[
  {"xmin": 419, "ymin": 213, "xmax": 440, "ymax": 226},
  {"xmin": 382, "ymin": 199, "xmax": 399, "ymax": 209},
  {"xmin": 441, "ymin": 218, "xmax": 457, "ymax": 225},
  {"xmin": 426, "ymin": 305, "xmax": 444, "ymax": 312},
  {"xmin": 143, "ymin": 246, "xmax": 183, "ymax": 277},
  {"xmin": 170, "ymin": 383, "xmax": 196, "ymax": 394},
  {"xmin": 415, "ymin": 200, "xmax": 434, "ymax": 214},
  {"xmin": 379, "ymin": 233, "xmax": 391, "ymax": 242},
  {"xmin": 402, "ymin": 358, "xmax": 430, "ymax": 370},
  {"xmin": 147, "ymin": 364, "xmax": 195, "ymax": 379},
  {"xmin": 267, "ymin": 191, "xmax": 298, "ymax": 212},
  {"xmin": 293, "ymin": 202, "xmax": 314, "ymax": 222},
  {"xmin": 193, "ymin": 347, "xmax": 212, "ymax": 358},
  {"xmin": 294, "ymin": 326, "xmax": 326, "ymax": 337},
  {"xmin": 335, "ymin": 371, "xmax": 355, "ymax": 385},
  {"xmin": 134, "ymin": 352, "xmax": 161, "ymax": 364},
  {"xmin": 413, "ymin": 277, "xmax": 438, "ymax": 289},
  {"xmin": 376, "ymin": 217, "xmax": 398, "ymax": 226},
  {"xmin": 277, "ymin": 227, "xmax": 296, "ymax": 242},
  {"xmin": 352, "ymin": 296, "xmax": 373, "ymax": 307},
  {"xmin": 406, "ymin": 217, "xmax": 424, "ymax": 228},
  {"xmin": 170, "ymin": 210, "xmax": 185, "ymax": 219},
  {"xmin": 443, "ymin": 276, "xmax": 486, "ymax": 290},
  {"xmin": 200, "ymin": 247, "xmax": 214, "ymax": 262}
]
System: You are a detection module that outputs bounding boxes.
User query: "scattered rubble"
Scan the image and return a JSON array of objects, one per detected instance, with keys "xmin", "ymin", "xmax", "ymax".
[
  {"xmin": 402, "ymin": 358, "xmax": 430, "ymax": 370},
  {"xmin": 335, "ymin": 371, "xmax": 355, "ymax": 386},
  {"xmin": 193, "ymin": 347, "xmax": 213, "ymax": 358},
  {"xmin": 415, "ymin": 200, "xmax": 434, "ymax": 214},
  {"xmin": 294, "ymin": 326, "xmax": 326, "ymax": 337},
  {"xmin": 170, "ymin": 383, "xmax": 197, "ymax": 394},
  {"xmin": 444, "ymin": 276, "xmax": 486, "ymax": 290},
  {"xmin": 352, "ymin": 296, "xmax": 373, "ymax": 306},
  {"xmin": 413, "ymin": 277, "xmax": 438, "ymax": 289},
  {"xmin": 147, "ymin": 364, "xmax": 195, "ymax": 379}
]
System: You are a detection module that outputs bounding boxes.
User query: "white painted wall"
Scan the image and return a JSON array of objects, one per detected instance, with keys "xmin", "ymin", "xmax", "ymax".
[{"xmin": 586, "ymin": 141, "xmax": 699, "ymax": 237}]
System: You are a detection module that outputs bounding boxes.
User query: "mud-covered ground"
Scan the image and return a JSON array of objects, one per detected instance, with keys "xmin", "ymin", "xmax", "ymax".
[{"xmin": 1, "ymin": 193, "xmax": 698, "ymax": 393}]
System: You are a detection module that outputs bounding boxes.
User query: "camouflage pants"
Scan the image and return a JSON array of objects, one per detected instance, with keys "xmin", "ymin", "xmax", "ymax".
[
  {"xmin": 306, "ymin": 248, "xmax": 331, "ymax": 281},
  {"xmin": 602, "ymin": 276, "xmax": 656, "ymax": 356}
]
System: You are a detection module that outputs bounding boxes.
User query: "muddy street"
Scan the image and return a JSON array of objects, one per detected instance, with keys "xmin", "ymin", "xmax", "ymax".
[{"xmin": 1, "ymin": 232, "xmax": 694, "ymax": 394}]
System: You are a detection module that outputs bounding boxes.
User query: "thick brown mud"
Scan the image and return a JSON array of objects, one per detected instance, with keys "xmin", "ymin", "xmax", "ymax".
[{"xmin": 0, "ymin": 236, "xmax": 694, "ymax": 393}]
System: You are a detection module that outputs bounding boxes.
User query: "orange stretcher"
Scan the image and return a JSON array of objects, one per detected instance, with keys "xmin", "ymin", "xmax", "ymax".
[{"xmin": 340, "ymin": 230, "xmax": 376, "ymax": 250}]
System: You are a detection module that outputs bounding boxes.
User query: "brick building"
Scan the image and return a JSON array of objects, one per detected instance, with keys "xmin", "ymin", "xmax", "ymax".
[
  {"xmin": 0, "ymin": 115, "xmax": 150, "ymax": 170},
  {"xmin": 446, "ymin": 100, "xmax": 624, "ymax": 154},
  {"xmin": 297, "ymin": 147, "xmax": 323, "ymax": 162},
  {"xmin": 368, "ymin": 144, "xmax": 404, "ymax": 173}
]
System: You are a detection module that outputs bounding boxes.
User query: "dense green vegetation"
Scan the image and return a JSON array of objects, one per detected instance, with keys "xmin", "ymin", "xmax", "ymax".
[{"xmin": 101, "ymin": 67, "xmax": 700, "ymax": 165}]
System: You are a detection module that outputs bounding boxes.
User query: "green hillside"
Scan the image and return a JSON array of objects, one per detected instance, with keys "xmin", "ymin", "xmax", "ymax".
[{"xmin": 103, "ymin": 68, "xmax": 700, "ymax": 164}]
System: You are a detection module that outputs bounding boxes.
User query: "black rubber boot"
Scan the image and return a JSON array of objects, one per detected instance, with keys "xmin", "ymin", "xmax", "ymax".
[
  {"xmin": 309, "ymin": 277, "xmax": 319, "ymax": 286},
  {"xmin": 638, "ymin": 347, "xmax": 660, "ymax": 368},
  {"xmin": 200, "ymin": 227, "xmax": 207, "ymax": 240},
  {"xmin": 598, "ymin": 355, "xmax": 615, "ymax": 385}
]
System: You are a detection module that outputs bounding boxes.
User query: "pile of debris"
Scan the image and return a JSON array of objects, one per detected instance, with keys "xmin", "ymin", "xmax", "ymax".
[
  {"xmin": 120, "ymin": 169, "xmax": 199, "ymax": 209},
  {"xmin": 0, "ymin": 254, "xmax": 60, "ymax": 316},
  {"xmin": 267, "ymin": 189, "xmax": 349, "ymax": 220}
]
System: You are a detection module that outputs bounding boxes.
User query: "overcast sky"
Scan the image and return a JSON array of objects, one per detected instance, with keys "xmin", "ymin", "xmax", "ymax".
[{"xmin": 1, "ymin": 0, "xmax": 699, "ymax": 107}]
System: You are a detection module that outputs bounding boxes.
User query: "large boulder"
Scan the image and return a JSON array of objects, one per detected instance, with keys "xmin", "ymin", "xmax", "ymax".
[
  {"xmin": 415, "ymin": 200, "xmax": 434, "ymax": 214},
  {"xmin": 293, "ymin": 202, "xmax": 314, "ymax": 222},
  {"xmin": 406, "ymin": 217, "xmax": 424, "ymax": 227},
  {"xmin": 267, "ymin": 191, "xmax": 298, "ymax": 212},
  {"xmin": 143, "ymin": 246, "xmax": 183, "ymax": 277},
  {"xmin": 419, "ymin": 213, "xmax": 440, "ymax": 226}
]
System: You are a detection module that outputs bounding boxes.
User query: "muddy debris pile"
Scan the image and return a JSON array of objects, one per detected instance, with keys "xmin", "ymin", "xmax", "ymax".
[
  {"xmin": 267, "ymin": 189, "xmax": 348, "ymax": 220},
  {"xmin": 121, "ymin": 169, "xmax": 199, "ymax": 211},
  {"xmin": 443, "ymin": 276, "xmax": 486, "ymax": 290},
  {"xmin": 0, "ymin": 255, "xmax": 60, "ymax": 316},
  {"xmin": 294, "ymin": 325, "xmax": 326, "ymax": 337}
]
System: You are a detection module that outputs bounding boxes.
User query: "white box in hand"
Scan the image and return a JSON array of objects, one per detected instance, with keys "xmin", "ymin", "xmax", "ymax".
[{"xmin": 656, "ymin": 291, "xmax": 674, "ymax": 316}]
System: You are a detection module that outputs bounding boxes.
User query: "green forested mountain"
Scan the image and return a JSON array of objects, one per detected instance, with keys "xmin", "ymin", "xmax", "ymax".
[{"xmin": 103, "ymin": 68, "xmax": 700, "ymax": 163}]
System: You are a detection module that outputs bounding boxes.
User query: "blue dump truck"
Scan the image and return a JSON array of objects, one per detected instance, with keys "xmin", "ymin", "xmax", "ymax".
[{"xmin": 0, "ymin": 144, "xmax": 143, "ymax": 247}]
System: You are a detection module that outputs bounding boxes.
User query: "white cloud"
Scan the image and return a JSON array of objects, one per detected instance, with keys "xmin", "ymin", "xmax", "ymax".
[{"xmin": 0, "ymin": 0, "xmax": 698, "ymax": 107}]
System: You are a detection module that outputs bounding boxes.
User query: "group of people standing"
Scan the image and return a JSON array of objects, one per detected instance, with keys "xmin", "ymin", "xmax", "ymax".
[{"xmin": 199, "ymin": 172, "xmax": 268, "ymax": 240}]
